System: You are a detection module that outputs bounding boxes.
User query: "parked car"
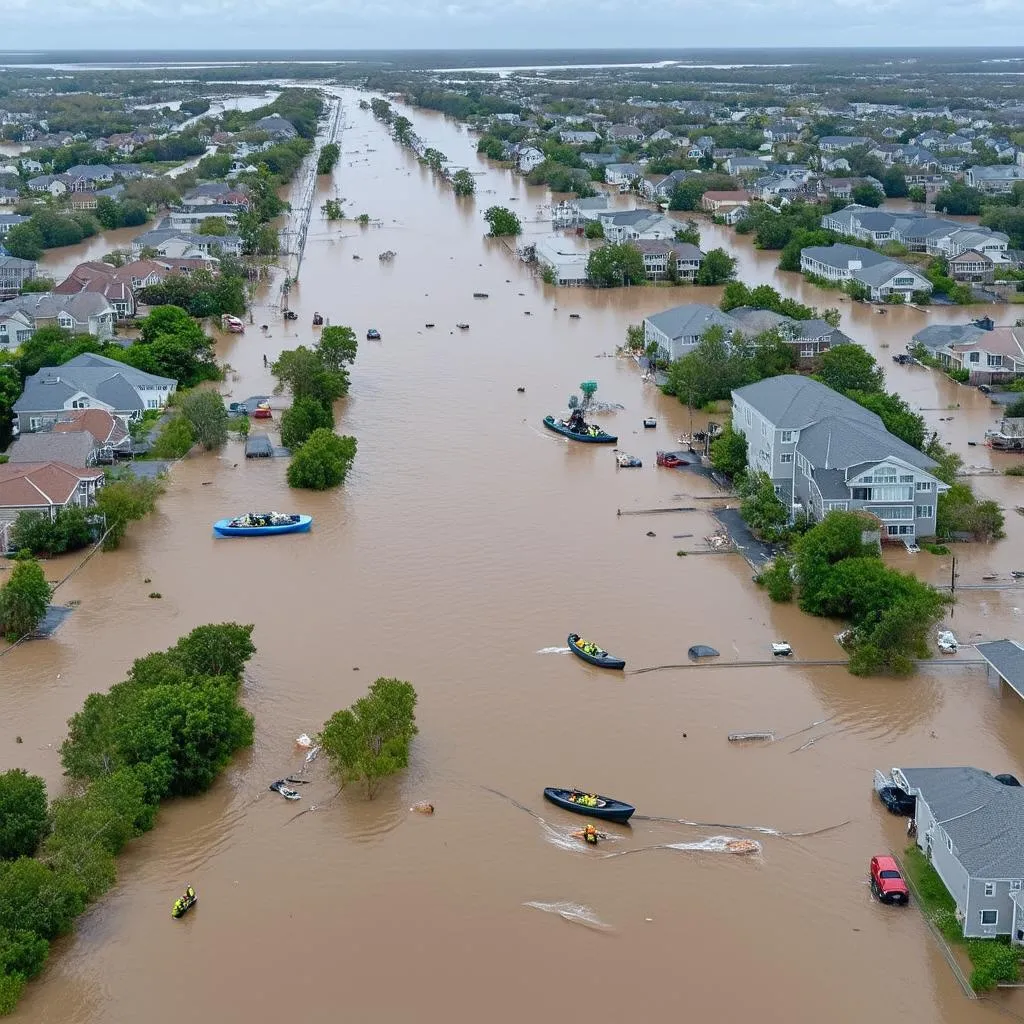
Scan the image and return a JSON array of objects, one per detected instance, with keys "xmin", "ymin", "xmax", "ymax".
[{"xmin": 870, "ymin": 855, "xmax": 909, "ymax": 905}]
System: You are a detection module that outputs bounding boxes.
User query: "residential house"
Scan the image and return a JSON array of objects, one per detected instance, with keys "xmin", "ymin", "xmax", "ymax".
[
  {"xmin": 0, "ymin": 292, "xmax": 117, "ymax": 340},
  {"xmin": 516, "ymin": 146, "xmax": 545, "ymax": 174},
  {"xmin": 647, "ymin": 128, "xmax": 676, "ymax": 143},
  {"xmin": 596, "ymin": 210, "xmax": 676, "ymax": 243},
  {"xmin": 965, "ymin": 165, "xmax": 1024, "ymax": 194},
  {"xmin": 53, "ymin": 261, "xmax": 137, "ymax": 319},
  {"xmin": 818, "ymin": 136, "xmax": 871, "ymax": 152},
  {"xmin": 949, "ymin": 249, "xmax": 996, "ymax": 284},
  {"xmin": 911, "ymin": 319, "xmax": 993, "ymax": 355},
  {"xmin": 558, "ymin": 130, "xmax": 600, "ymax": 145},
  {"xmin": 27, "ymin": 174, "xmax": 67, "ymax": 196},
  {"xmin": 727, "ymin": 307, "xmax": 853, "ymax": 363},
  {"xmin": 701, "ymin": 190, "xmax": 751, "ymax": 215},
  {"xmin": 652, "ymin": 168, "xmax": 694, "ymax": 201},
  {"xmin": 632, "ymin": 240, "xmax": 704, "ymax": 282},
  {"xmin": 725, "ymin": 156, "xmax": 768, "ymax": 177},
  {"xmin": 168, "ymin": 204, "xmax": 240, "ymax": 231},
  {"xmin": 532, "ymin": 236, "xmax": 589, "ymax": 286},
  {"xmin": 0, "ymin": 309, "xmax": 34, "ymax": 350},
  {"xmin": 68, "ymin": 192, "xmax": 98, "ymax": 211},
  {"xmin": 8, "ymin": 408, "xmax": 131, "ymax": 466},
  {"xmin": 0, "ymin": 461, "xmax": 105, "ymax": 528},
  {"xmin": 14, "ymin": 352, "xmax": 177, "ymax": 433},
  {"xmin": 253, "ymin": 115, "xmax": 298, "ymax": 139},
  {"xmin": 753, "ymin": 173, "xmax": 811, "ymax": 202},
  {"xmin": 607, "ymin": 124, "xmax": 644, "ymax": 143},
  {"xmin": 800, "ymin": 244, "xmax": 932, "ymax": 302},
  {"xmin": 0, "ymin": 256, "xmax": 36, "ymax": 299},
  {"xmin": 0, "ymin": 214, "xmax": 28, "ymax": 237},
  {"xmin": 604, "ymin": 163, "xmax": 643, "ymax": 188},
  {"xmin": 925, "ymin": 324, "xmax": 1024, "ymax": 384},
  {"xmin": 891, "ymin": 766, "xmax": 1024, "ymax": 941},
  {"xmin": 731, "ymin": 375, "xmax": 948, "ymax": 537},
  {"xmin": 181, "ymin": 181, "xmax": 247, "ymax": 206},
  {"xmin": 551, "ymin": 195, "xmax": 610, "ymax": 229},
  {"xmin": 62, "ymin": 164, "xmax": 115, "ymax": 191},
  {"xmin": 579, "ymin": 152, "xmax": 620, "ymax": 170},
  {"xmin": 723, "ymin": 205, "xmax": 750, "ymax": 226},
  {"xmin": 642, "ymin": 303, "xmax": 742, "ymax": 361},
  {"xmin": 131, "ymin": 226, "xmax": 241, "ymax": 258},
  {"xmin": 764, "ymin": 122, "xmax": 800, "ymax": 144},
  {"xmin": 19, "ymin": 159, "xmax": 43, "ymax": 175},
  {"xmin": 820, "ymin": 156, "xmax": 852, "ymax": 173},
  {"xmin": 0, "ymin": 188, "xmax": 19, "ymax": 206}
]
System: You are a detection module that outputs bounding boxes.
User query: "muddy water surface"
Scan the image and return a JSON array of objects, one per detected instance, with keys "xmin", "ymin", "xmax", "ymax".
[{"xmin": 4, "ymin": 90, "xmax": 1024, "ymax": 1024}]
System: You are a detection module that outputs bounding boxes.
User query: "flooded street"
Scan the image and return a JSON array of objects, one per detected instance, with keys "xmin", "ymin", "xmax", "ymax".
[{"xmin": 4, "ymin": 90, "xmax": 1024, "ymax": 1023}]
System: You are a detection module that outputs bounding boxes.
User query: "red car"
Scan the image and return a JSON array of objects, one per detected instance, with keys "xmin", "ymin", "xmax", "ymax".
[
  {"xmin": 656, "ymin": 451, "xmax": 685, "ymax": 468},
  {"xmin": 870, "ymin": 855, "xmax": 909, "ymax": 905}
]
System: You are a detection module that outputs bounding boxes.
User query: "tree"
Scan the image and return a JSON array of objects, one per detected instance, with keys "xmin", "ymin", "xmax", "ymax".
[
  {"xmin": 0, "ymin": 927, "xmax": 49, "ymax": 1002},
  {"xmin": 848, "ymin": 390, "xmax": 927, "ymax": 449},
  {"xmin": 795, "ymin": 511, "xmax": 880, "ymax": 616},
  {"xmin": 1005, "ymin": 396, "xmax": 1024, "ymax": 419},
  {"xmin": 10, "ymin": 506, "xmax": 93, "ymax": 557},
  {"xmin": 483, "ymin": 206, "xmax": 521, "ymax": 237},
  {"xmin": 908, "ymin": 185, "xmax": 926, "ymax": 203},
  {"xmin": 739, "ymin": 471, "xmax": 789, "ymax": 541},
  {"xmin": 0, "ymin": 857, "xmax": 83, "ymax": 941},
  {"xmin": 198, "ymin": 216, "xmax": 229, "ymax": 236},
  {"xmin": 317, "ymin": 325, "xmax": 358, "ymax": 372},
  {"xmin": 0, "ymin": 557, "xmax": 51, "ymax": 643},
  {"xmin": 934, "ymin": 183, "xmax": 983, "ymax": 216},
  {"xmin": 317, "ymin": 142, "xmax": 340, "ymax": 176},
  {"xmin": 586, "ymin": 242, "xmax": 647, "ymax": 287},
  {"xmin": 759, "ymin": 556, "xmax": 794, "ymax": 602},
  {"xmin": 0, "ymin": 771, "xmax": 47, "ymax": 861},
  {"xmin": 817, "ymin": 345, "xmax": 884, "ymax": 395},
  {"xmin": 3, "ymin": 223, "xmax": 43, "ymax": 261},
  {"xmin": 94, "ymin": 195, "xmax": 122, "ymax": 230},
  {"xmin": 881, "ymin": 169, "xmax": 909, "ymax": 198},
  {"xmin": 584, "ymin": 220, "xmax": 604, "ymax": 239},
  {"xmin": 936, "ymin": 482, "xmax": 1006, "ymax": 542},
  {"xmin": 669, "ymin": 179, "xmax": 707, "ymax": 211},
  {"xmin": 272, "ymin": 346, "xmax": 349, "ymax": 406},
  {"xmin": 320, "ymin": 677, "xmax": 418, "ymax": 798},
  {"xmin": 94, "ymin": 475, "xmax": 164, "ymax": 550},
  {"xmin": 151, "ymin": 414, "xmax": 196, "ymax": 459},
  {"xmin": 170, "ymin": 622, "xmax": 255, "ymax": 680},
  {"xmin": 280, "ymin": 396, "xmax": 334, "ymax": 449},
  {"xmin": 0, "ymin": 364, "xmax": 23, "ymax": 450},
  {"xmin": 322, "ymin": 198, "xmax": 343, "ymax": 220},
  {"xmin": 851, "ymin": 183, "xmax": 884, "ymax": 207},
  {"xmin": 664, "ymin": 325, "xmax": 754, "ymax": 408},
  {"xmin": 286, "ymin": 429, "xmax": 357, "ymax": 490},
  {"xmin": 709, "ymin": 421, "xmax": 748, "ymax": 477},
  {"xmin": 452, "ymin": 169, "xmax": 475, "ymax": 196},
  {"xmin": 179, "ymin": 390, "xmax": 228, "ymax": 450},
  {"xmin": 674, "ymin": 220, "xmax": 701, "ymax": 246},
  {"xmin": 696, "ymin": 248, "xmax": 737, "ymax": 285}
]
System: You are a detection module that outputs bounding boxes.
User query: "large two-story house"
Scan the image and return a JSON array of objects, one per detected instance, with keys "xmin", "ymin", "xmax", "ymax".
[
  {"xmin": 731, "ymin": 375, "xmax": 948, "ymax": 540},
  {"xmin": 13, "ymin": 352, "xmax": 177, "ymax": 434},
  {"xmin": 0, "ymin": 292, "xmax": 117, "ymax": 339},
  {"xmin": 800, "ymin": 244, "xmax": 932, "ymax": 302}
]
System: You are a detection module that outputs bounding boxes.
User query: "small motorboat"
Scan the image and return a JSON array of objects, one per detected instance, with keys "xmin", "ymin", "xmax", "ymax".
[
  {"xmin": 937, "ymin": 630, "xmax": 959, "ymax": 654},
  {"xmin": 616, "ymin": 452, "xmax": 642, "ymax": 468},
  {"xmin": 543, "ymin": 787, "xmax": 635, "ymax": 824},
  {"xmin": 172, "ymin": 887, "xmax": 197, "ymax": 919},
  {"xmin": 543, "ymin": 415, "xmax": 617, "ymax": 444},
  {"xmin": 456, "ymin": 323, "xmax": 469, "ymax": 330},
  {"xmin": 771, "ymin": 642, "xmax": 793, "ymax": 657},
  {"xmin": 982, "ymin": 573, "xmax": 999, "ymax": 581},
  {"xmin": 213, "ymin": 513, "xmax": 313, "ymax": 537},
  {"xmin": 568, "ymin": 313, "xmax": 581, "ymax": 320},
  {"xmin": 269, "ymin": 779, "xmax": 300, "ymax": 800},
  {"xmin": 473, "ymin": 292, "xmax": 489, "ymax": 298},
  {"xmin": 568, "ymin": 633, "xmax": 625, "ymax": 670},
  {"xmin": 425, "ymin": 323, "xmax": 435, "ymax": 329},
  {"xmin": 366, "ymin": 328, "xmax": 381, "ymax": 340},
  {"xmin": 643, "ymin": 417, "xmax": 657, "ymax": 428},
  {"xmin": 312, "ymin": 313, "xmax": 324, "ymax": 326}
]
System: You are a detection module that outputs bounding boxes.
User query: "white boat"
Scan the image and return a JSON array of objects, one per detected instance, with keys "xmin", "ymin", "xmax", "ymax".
[{"xmin": 937, "ymin": 630, "xmax": 959, "ymax": 654}]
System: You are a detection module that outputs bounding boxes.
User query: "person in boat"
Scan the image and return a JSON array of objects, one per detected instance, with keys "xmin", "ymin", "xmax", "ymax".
[{"xmin": 173, "ymin": 886, "xmax": 196, "ymax": 916}]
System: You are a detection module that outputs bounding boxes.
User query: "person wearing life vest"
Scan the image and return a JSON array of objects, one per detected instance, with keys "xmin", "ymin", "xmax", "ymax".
[{"xmin": 584, "ymin": 825, "xmax": 598, "ymax": 844}]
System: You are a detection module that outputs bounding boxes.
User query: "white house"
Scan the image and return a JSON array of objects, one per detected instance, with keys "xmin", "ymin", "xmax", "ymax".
[
  {"xmin": 517, "ymin": 147, "xmax": 544, "ymax": 174},
  {"xmin": 800, "ymin": 244, "xmax": 932, "ymax": 302},
  {"xmin": 533, "ymin": 236, "xmax": 589, "ymax": 286}
]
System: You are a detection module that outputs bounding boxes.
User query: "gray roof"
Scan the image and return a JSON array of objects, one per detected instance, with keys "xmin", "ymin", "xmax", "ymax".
[
  {"xmin": 7, "ymin": 431, "xmax": 96, "ymax": 467},
  {"xmin": 976, "ymin": 640, "xmax": 1024, "ymax": 699},
  {"xmin": 733, "ymin": 374, "xmax": 881, "ymax": 430},
  {"xmin": 912, "ymin": 324, "xmax": 987, "ymax": 350},
  {"xmin": 812, "ymin": 467, "xmax": 850, "ymax": 499},
  {"xmin": 802, "ymin": 243, "xmax": 890, "ymax": 271},
  {"xmin": 728, "ymin": 307, "xmax": 789, "ymax": 334},
  {"xmin": 15, "ymin": 352, "xmax": 175, "ymax": 415},
  {"xmin": 645, "ymin": 303, "xmax": 741, "ymax": 342},
  {"xmin": 0, "ymin": 291, "xmax": 113, "ymax": 323},
  {"xmin": 897, "ymin": 766, "xmax": 1024, "ymax": 878},
  {"xmin": 798, "ymin": 415, "xmax": 937, "ymax": 472}
]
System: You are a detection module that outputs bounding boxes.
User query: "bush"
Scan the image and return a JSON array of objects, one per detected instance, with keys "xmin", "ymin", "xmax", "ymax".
[
  {"xmin": 0, "ymin": 928, "xmax": 48, "ymax": 982},
  {"xmin": 9, "ymin": 506, "xmax": 94, "ymax": 557},
  {"xmin": 967, "ymin": 938, "xmax": 1021, "ymax": 991},
  {"xmin": 0, "ymin": 858, "xmax": 84, "ymax": 940},
  {"xmin": 0, "ymin": 771, "xmax": 48, "ymax": 860},
  {"xmin": 151, "ymin": 414, "xmax": 196, "ymax": 459},
  {"xmin": 709, "ymin": 421, "xmax": 747, "ymax": 477},
  {"xmin": 0, "ymin": 557, "xmax": 51, "ymax": 643},
  {"xmin": 758, "ymin": 557, "xmax": 794, "ymax": 602},
  {"xmin": 94, "ymin": 474, "xmax": 164, "ymax": 551},
  {"xmin": 1005, "ymin": 465, "xmax": 1024, "ymax": 477},
  {"xmin": 320, "ymin": 678, "xmax": 418, "ymax": 798},
  {"xmin": 584, "ymin": 220, "xmax": 604, "ymax": 239},
  {"xmin": 286, "ymin": 429, "xmax": 357, "ymax": 490},
  {"xmin": 316, "ymin": 142, "xmax": 340, "ymax": 176},
  {"xmin": 280, "ymin": 396, "xmax": 333, "ymax": 449},
  {"xmin": 738, "ymin": 471, "xmax": 789, "ymax": 542},
  {"xmin": 179, "ymin": 390, "xmax": 228, "ymax": 450}
]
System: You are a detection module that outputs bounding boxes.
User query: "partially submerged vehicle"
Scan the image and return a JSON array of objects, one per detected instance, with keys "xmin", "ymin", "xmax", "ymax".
[
  {"xmin": 221, "ymin": 314, "xmax": 245, "ymax": 333},
  {"xmin": 873, "ymin": 770, "xmax": 917, "ymax": 816},
  {"xmin": 656, "ymin": 451, "xmax": 686, "ymax": 468},
  {"xmin": 688, "ymin": 644, "xmax": 720, "ymax": 660},
  {"xmin": 366, "ymin": 328, "xmax": 381, "ymax": 340},
  {"xmin": 937, "ymin": 630, "xmax": 959, "ymax": 654},
  {"xmin": 269, "ymin": 779, "xmax": 300, "ymax": 800},
  {"xmin": 616, "ymin": 452, "xmax": 642, "ymax": 468},
  {"xmin": 771, "ymin": 642, "xmax": 793, "ymax": 657}
]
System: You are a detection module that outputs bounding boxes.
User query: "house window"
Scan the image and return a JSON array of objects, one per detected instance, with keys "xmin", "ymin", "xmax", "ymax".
[
  {"xmin": 870, "ymin": 505, "xmax": 914, "ymax": 520},
  {"xmin": 916, "ymin": 505, "xmax": 934, "ymax": 519},
  {"xmin": 887, "ymin": 525, "xmax": 914, "ymax": 536},
  {"xmin": 800, "ymin": 346, "xmax": 816, "ymax": 357},
  {"xmin": 917, "ymin": 481, "xmax": 934, "ymax": 492},
  {"xmin": 969, "ymin": 352, "xmax": 980, "ymax": 363},
  {"xmin": 985, "ymin": 882, "xmax": 996, "ymax": 897},
  {"xmin": 780, "ymin": 453, "xmax": 794, "ymax": 464},
  {"xmin": 981, "ymin": 910, "xmax": 998, "ymax": 926},
  {"xmin": 780, "ymin": 430, "xmax": 794, "ymax": 444},
  {"xmin": 29, "ymin": 417, "xmax": 41, "ymax": 431},
  {"xmin": 900, "ymin": 475, "xmax": 914, "ymax": 484},
  {"xmin": 1012, "ymin": 881, "xmax": 1022, "ymax": 892},
  {"xmin": 72, "ymin": 399, "xmax": 89, "ymax": 409},
  {"xmin": 988, "ymin": 354, "xmax": 1003, "ymax": 367},
  {"xmin": 852, "ymin": 487, "xmax": 869, "ymax": 500}
]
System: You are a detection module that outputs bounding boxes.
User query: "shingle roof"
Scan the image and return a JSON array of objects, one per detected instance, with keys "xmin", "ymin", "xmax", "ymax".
[
  {"xmin": 645, "ymin": 303, "xmax": 741, "ymax": 341},
  {"xmin": 912, "ymin": 323, "xmax": 987, "ymax": 350},
  {"xmin": 798, "ymin": 415, "xmax": 937, "ymax": 472},
  {"xmin": 7, "ymin": 431, "xmax": 96, "ymax": 467},
  {"xmin": 897, "ymin": 766, "xmax": 1024, "ymax": 878},
  {"xmin": 975, "ymin": 640, "xmax": 1024, "ymax": 699},
  {"xmin": 733, "ymin": 374, "xmax": 881, "ymax": 429},
  {"xmin": 0, "ymin": 461, "xmax": 103, "ymax": 508}
]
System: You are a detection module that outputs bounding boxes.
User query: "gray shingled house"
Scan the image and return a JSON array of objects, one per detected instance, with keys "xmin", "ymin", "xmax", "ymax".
[
  {"xmin": 892, "ymin": 766, "xmax": 1024, "ymax": 941},
  {"xmin": 731, "ymin": 375, "xmax": 948, "ymax": 540}
]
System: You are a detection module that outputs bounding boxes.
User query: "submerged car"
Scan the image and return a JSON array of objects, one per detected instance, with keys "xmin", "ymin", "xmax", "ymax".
[
  {"xmin": 870, "ymin": 855, "xmax": 909, "ymax": 905},
  {"xmin": 366, "ymin": 328, "xmax": 381, "ymax": 340},
  {"xmin": 877, "ymin": 785, "xmax": 916, "ymax": 816}
]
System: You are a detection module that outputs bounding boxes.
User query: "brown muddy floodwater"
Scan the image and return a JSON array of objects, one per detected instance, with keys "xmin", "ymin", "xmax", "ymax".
[{"xmin": 4, "ymin": 89, "xmax": 1024, "ymax": 1024}]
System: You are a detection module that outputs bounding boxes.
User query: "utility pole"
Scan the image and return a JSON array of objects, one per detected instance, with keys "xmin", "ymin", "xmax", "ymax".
[{"xmin": 950, "ymin": 556, "xmax": 958, "ymax": 615}]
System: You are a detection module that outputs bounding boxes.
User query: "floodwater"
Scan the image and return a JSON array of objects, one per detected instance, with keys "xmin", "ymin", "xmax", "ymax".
[
  {"xmin": 38, "ymin": 226, "xmax": 151, "ymax": 282},
  {"xmin": 4, "ymin": 89, "xmax": 1024, "ymax": 1024}
]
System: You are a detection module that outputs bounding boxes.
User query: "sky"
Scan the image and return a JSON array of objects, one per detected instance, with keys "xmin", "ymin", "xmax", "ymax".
[{"xmin": 3, "ymin": 0, "xmax": 1024, "ymax": 51}]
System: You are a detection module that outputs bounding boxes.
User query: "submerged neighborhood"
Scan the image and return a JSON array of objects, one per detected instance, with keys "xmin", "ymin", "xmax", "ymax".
[{"xmin": 1, "ymin": 47, "xmax": 1024, "ymax": 1019}]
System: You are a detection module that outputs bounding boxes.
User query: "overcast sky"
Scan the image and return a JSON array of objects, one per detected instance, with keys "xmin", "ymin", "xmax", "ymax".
[{"xmin": 4, "ymin": 0, "xmax": 1024, "ymax": 50}]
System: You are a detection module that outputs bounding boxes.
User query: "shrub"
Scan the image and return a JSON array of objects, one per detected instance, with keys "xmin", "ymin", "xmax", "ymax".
[
  {"xmin": 0, "ymin": 557, "xmax": 51, "ymax": 643},
  {"xmin": 0, "ymin": 858, "xmax": 84, "ymax": 940},
  {"xmin": 280, "ymin": 396, "xmax": 333, "ymax": 449},
  {"xmin": 179, "ymin": 390, "xmax": 228, "ymax": 450},
  {"xmin": 151, "ymin": 414, "xmax": 195, "ymax": 459},
  {"xmin": 286, "ymin": 429, "xmax": 357, "ymax": 490},
  {"xmin": 967, "ymin": 938, "xmax": 1021, "ymax": 991},
  {"xmin": 758, "ymin": 557, "xmax": 794, "ymax": 602},
  {"xmin": 0, "ymin": 771, "xmax": 48, "ymax": 860},
  {"xmin": 10, "ymin": 506, "xmax": 94, "ymax": 557},
  {"xmin": 94, "ymin": 475, "xmax": 164, "ymax": 551}
]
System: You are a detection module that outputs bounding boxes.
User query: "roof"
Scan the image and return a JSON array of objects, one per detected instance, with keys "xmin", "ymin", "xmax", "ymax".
[
  {"xmin": 7, "ymin": 431, "xmax": 97, "ymax": 468},
  {"xmin": 645, "ymin": 303, "xmax": 741, "ymax": 342},
  {"xmin": 0, "ymin": 291, "xmax": 115, "ymax": 324},
  {"xmin": 912, "ymin": 323, "xmax": 987, "ymax": 350},
  {"xmin": 969, "ymin": 165, "xmax": 1024, "ymax": 181},
  {"xmin": 948, "ymin": 326, "xmax": 1024, "ymax": 361},
  {"xmin": 976, "ymin": 640, "xmax": 1024, "ymax": 699},
  {"xmin": 733, "ymin": 374, "xmax": 882, "ymax": 430},
  {"xmin": 53, "ymin": 408, "xmax": 129, "ymax": 446},
  {"xmin": 797, "ymin": 415, "xmax": 937, "ymax": 472},
  {"xmin": 897, "ymin": 766, "xmax": 1024, "ymax": 878},
  {"xmin": 0, "ymin": 461, "xmax": 103, "ymax": 509},
  {"xmin": 632, "ymin": 240, "xmax": 703, "ymax": 260}
]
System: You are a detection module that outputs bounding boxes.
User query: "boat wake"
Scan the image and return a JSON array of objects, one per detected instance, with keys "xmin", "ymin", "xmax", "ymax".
[
  {"xmin": 524, "ymin": 900, "xmax": 613, "ymax": 932},
  {"xmin": 604, "ymin": 835, "xmax": 761, "ymax": 859},
  {"xmin": 536, "ymin": 646, "xmax": 570, "ymax": 655}
]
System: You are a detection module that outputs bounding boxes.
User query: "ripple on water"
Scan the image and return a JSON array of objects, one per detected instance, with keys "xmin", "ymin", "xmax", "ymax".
[{"xmin": 524, "ymin": 900, "xmax": 613, "ymax": 932}]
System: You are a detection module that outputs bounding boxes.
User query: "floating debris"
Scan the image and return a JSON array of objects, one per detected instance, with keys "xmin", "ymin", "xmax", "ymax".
[
  {"xmin": 410, "ymin": 801, "xmax": 435, "ymax": 815},
  {"xmin": 295, "ymin": 733, "xmax": 313, "ymax": 748},
  {"xmin": 728, "ymin": 731, "xmax": 775, "ymax": 743},
  {"xmin": 524, "ymin": 900, "xmax": 612, "ymax": 932}
]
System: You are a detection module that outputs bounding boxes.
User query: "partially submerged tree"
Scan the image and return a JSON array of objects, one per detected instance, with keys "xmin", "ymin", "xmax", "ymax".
[
  {"xmin": 0, "ymin": 770, "xmax": 48, "ymax": 861},
  {"xmin": 452, "ymin": 169, "xmax": 476, "ymax": 197},
  {"xmin": 320, "ymin": 677, "xmax": 418, "ymax": 798},
  {"xmin": 483, "ymin": 205, "xmax": 521, "ymax": 237},
  {"xmin": 179, "ymin": 390, "xmax": 228, "ymax": 450},
  {"xmin": 286, "ymin": 429, "xmax": 357, "ymax": 490},
  {"xmin": 0, "ymin": 557, "xmax": 51, "ymax": 643}
]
